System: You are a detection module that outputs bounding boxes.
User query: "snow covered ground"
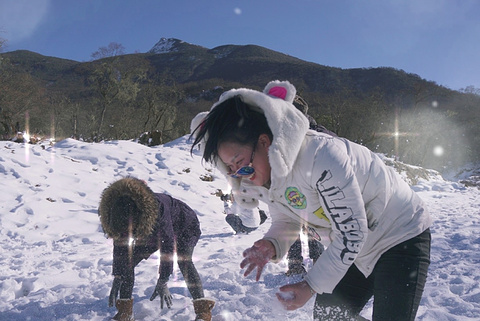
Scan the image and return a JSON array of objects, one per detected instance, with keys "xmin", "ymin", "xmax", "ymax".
[{"xmin": 1, "ymin": 137, "xmax": 479, "ymax": 320}]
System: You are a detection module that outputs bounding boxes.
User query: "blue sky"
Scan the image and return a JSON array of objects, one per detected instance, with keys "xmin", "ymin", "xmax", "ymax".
[{"xmin": 1, "ymin": 0, "xmax": 479, "ymax": 91}]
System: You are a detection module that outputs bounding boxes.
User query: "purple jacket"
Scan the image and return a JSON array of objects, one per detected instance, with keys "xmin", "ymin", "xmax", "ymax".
[{"xmin": 112, "ymin": 193, "xmax": 201, "ymax": 281}]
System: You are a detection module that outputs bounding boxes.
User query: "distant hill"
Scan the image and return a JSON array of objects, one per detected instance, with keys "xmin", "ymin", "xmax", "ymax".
[{"xmin": 1, "ymin": 37, "xmax": 479, "ymax": 172}]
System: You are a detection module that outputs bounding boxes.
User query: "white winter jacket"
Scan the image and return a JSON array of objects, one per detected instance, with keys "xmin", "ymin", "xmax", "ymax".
[{"xmin": 208, "ymin": 80, "xmax": 432, "ymax": 295}]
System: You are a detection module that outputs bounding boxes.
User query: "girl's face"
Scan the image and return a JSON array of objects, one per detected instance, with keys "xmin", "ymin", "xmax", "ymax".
[{"xmin": 218, "ymin": 134, "xmax": 272, "ymax": 187}]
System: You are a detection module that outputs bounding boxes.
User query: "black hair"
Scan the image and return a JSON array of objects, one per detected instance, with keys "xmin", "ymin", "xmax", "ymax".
[{"xmin": 190, "ymin": 95, "xmax": 273, "ymax": 164}]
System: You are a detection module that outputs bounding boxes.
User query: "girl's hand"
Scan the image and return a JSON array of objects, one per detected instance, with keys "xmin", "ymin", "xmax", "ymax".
[
  {"xmin": 276, "ymin": 280, "xmax": 315, "ymax": 311},
  {"xmin": 240, "ymin": 239, "xmax": 275, "ymax": 281}
]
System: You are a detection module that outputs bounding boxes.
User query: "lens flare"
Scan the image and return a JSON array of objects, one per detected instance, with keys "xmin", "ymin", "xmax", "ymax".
[{"xmin": 433, "ymin": 146, "xmax": 444, "ymax": 157}]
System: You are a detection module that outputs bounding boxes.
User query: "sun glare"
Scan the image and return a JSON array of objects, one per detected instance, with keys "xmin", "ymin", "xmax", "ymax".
[{"xmin": 433, "ymin": 146, "xmax": 444, "ymax": 157}]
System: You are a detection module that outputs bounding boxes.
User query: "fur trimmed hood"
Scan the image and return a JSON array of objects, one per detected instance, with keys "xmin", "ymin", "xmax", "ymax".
[
  {"xmin": 190, "ymin": 111, "xmax": 209, "ymax": 135},
  {"xmin": 190, "ymin": 81, "xmax": 310, "ymax": 209},
  {"xmin": 98, "ymin": 177, "xmax": 158, "ymax": 239},
  {"xmin": 212, "ymin": 80, "xmax": 309, "ymax": 180}
]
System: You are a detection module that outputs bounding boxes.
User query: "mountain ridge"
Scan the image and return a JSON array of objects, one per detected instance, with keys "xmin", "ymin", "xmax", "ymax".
[{"xmin": 1, "ymin": 38, "xmax": 479, "ymax": 172}]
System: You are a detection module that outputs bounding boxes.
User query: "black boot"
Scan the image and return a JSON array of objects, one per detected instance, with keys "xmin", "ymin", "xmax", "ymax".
[{"xmin": 259, "ymin": 210, "xmax": 268, "ymax": 225}]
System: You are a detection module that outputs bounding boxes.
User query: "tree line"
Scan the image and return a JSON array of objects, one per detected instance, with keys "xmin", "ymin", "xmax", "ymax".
[{"xmin": 1, "ymin": 41, "xmax": 479, "ymax": 173}]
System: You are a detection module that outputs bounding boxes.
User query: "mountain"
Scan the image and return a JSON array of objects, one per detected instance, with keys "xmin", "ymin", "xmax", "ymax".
[
  {"xmin": 1, "ymin": 38, "xmax": 479, "ymax": 172},
  {"xmin": 0, "ymin": 38, "xmax": 456, "ymax": 102},
  {"xmin": 148, "ymin": 37, "xmax": 207, "ymax": 54},
  {"xmin": 142, "ymin": 38, "xmax": 433, "ymax": 97}
]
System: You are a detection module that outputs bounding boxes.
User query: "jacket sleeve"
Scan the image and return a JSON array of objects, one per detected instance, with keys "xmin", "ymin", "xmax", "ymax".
[
  {"xmin": 263, "ymin": 203, "xmax": 302, "ymax": 262},
  {"xmin": 303, "ymin": 141, "xmax": 369, "ymax": 294},
  {"xmin": 157, "ymin": 201, "xmax": 175, "ymax": 281}
]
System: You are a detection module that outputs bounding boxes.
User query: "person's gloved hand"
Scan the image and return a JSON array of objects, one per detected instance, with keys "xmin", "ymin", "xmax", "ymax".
[
  {"xmin": 149, "ymin": 278, "xmax": 173, "ymax": 309},
  {"xmin": 108, "ymin": 276, "xmax": 123, "ymax": 307}
]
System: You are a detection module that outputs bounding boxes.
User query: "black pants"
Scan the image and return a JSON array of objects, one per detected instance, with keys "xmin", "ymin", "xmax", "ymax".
[
  {"xmin": 225, "ymin": 214, "xmax": 258, "ymax": 234},
  {"xmin": 120, "ymin": 240, "xmax": 204, "ymax": 300},
  {"xmin": 287, "ymin": 237, "xmax": 323, "ymax": 269},
  {"xmin": 313, "ymin": 229, "xmax": 431, "ymax": 321}
]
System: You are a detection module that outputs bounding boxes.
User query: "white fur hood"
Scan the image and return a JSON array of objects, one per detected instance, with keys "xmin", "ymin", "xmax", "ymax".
[{"xmin": 211, "ymin": 80, "xmax": 310, "ymax": 180}]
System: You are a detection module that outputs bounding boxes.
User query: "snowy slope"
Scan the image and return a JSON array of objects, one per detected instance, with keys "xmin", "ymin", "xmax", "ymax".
[{"xmin": 1, "ymin": 137, "xmax": 479, "ymax": 320}]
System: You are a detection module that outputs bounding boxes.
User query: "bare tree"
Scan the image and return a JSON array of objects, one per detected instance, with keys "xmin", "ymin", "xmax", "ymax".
[
  {"xmin": 460, "ymin": 85, "xmax": 480, "ymax": 96},
  {"xmin": 0, "ymin": 28, "xmax": 7, "ymax": 52},
  {"xmin": 136, "ymin": 88, "xmax": 173, "ymax": 144},
  {"xmin": 89, "ymin": 59, "xmax": 142, "ymax": 141},
  {"xmin": 89, "ymin": 62, "xmax": 121, "ymax": 140},
  {"xmin": 90, "ymin": 42, "xmax": 126, "ymax": 60},
  {"xmin": 0, "ymin": 38, "xmax": 6, "ymax": 52},
  {"xmin": 0, "ymin": 62, "xmax": 45, "ymax": 139}
]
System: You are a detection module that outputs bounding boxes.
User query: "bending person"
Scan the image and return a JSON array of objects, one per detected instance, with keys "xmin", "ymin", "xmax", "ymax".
[{"xmin": 190, "ymin": 80, "xmax": 431, "ymax": 321}]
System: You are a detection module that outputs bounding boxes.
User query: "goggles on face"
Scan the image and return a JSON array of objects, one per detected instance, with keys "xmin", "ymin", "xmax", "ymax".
[{"xmin": 228, "ymin": 145, "xmax": 256, "ymax": 179}]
